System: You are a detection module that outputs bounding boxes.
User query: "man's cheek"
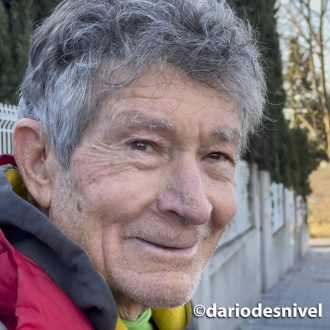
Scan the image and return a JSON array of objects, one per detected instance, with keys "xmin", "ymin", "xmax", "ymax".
[
  {"xmin": 201, "ymin": 229, "xmax": 226, "ymax": 262},
  {"xmin": 212, "ymin": 190, "xmax": 237, "ymax": 230},
  {"xmin": 79, "ymin": 179, "xmax": 156, "ymax": 220}
]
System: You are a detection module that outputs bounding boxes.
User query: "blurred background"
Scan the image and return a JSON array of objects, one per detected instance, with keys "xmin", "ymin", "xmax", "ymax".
[{"xmin": 0, "ymin": 1, "xmax": 329, "ymax": 329}]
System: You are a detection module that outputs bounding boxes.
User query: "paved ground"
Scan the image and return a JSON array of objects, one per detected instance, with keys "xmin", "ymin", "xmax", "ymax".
[{"xmin": 241, "ymin": 241, "xmax": 330, "ymax": 330}]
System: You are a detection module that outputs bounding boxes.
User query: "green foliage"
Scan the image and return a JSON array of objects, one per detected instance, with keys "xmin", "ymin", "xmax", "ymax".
[
  {"xmin": 228, "ymin": 0, "xmax": 286, "ymax": 173},
  {"xmin": 10, "ymin": 0, "xmax": 33, "ymax": 102},
  {"xmin": 32, "ymin": 0, "xmax": 61, "ymax": 24},
  {"xmin": 287, "ymin": 127, "xmax": 328, "ymax": 196},
  {"xmin": 227, "ymin": 0, "xmax": 324, "ymax": 197},
  {"xmin": 0, "ymin": 0, "xmax": 60, "ymax": 103},
  {"xmin": 0, "ymin": 1, "xmax": 12, "ymax": 102}
]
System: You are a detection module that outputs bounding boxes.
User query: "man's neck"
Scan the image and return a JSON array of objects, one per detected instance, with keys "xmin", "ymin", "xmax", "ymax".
[{"xmin": 113, "ymin": 292, "xmax": 147, "ymax": 321}]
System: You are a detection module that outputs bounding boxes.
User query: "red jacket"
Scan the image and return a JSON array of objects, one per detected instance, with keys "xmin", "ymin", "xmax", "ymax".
[
  {"xmin": 0, "ymin": 229, "xmax": 93, "ymax": 330},
  {"xmin": 0, "ymin": 162, "xmax": 120, "ymax": 330}
]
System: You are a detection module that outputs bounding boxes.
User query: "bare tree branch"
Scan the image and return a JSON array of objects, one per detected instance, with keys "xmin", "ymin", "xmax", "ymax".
[{"xmin": 280, "ymin": 0, "xmax": 330, "ymax": 155}]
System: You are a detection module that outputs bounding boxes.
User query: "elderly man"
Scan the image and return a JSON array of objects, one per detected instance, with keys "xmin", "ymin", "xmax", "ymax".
[{"xmin": 0, "ymin": 0, "xmax": 265, "ymax": 329}]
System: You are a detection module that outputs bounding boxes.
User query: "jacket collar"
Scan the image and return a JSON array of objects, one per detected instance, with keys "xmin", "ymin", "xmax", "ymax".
[{"xmin": 0, "ymin": 164, "xmax": 117, "ymax": 330}]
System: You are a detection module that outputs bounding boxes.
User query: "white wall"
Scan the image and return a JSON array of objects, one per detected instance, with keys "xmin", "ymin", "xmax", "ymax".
[{"xmin": 193, "ymin": 161, "xmax": 308, "ymax": 330}]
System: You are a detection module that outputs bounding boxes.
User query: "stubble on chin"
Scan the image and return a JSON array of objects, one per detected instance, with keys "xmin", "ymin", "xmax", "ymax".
[{"xmin": 103, "ymin": 230, "xmax": 223, "ymax": 309}]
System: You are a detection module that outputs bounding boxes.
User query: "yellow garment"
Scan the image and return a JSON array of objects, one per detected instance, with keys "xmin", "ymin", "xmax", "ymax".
[
  {"xmin": 5, "ymin": 168, "xmax": 29, "ymax": 200},
  {"xmin": 116, "ymin": 303, "xmax": 192, "ymax": 330}
]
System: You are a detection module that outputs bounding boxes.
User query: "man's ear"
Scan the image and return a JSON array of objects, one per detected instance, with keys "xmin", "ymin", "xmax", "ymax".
[{"xmin": 13, "ymin": 119, "xmax": 56, "ymax": 209}]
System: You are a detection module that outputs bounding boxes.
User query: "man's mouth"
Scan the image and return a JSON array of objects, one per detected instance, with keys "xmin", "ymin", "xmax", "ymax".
[{"xmin": 132, "ymin": 237, "xmax": 198, "ymax": 255}]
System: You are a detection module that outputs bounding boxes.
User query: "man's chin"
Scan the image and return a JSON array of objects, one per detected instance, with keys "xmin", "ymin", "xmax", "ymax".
[{"xmin": 110, "ymin": 270, "xmax": 202, "ymax": 309}]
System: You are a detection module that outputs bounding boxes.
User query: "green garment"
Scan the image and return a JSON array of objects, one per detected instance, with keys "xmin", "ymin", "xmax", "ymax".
[{"xmin": 122, "ymin": 308, "xmax": 154, "ymax": 330}]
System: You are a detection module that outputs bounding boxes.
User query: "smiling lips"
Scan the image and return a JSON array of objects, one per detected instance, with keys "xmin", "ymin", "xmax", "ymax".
[{"xmin": 133, "ymin": 237, "xmax": 199, "ymax": 254}]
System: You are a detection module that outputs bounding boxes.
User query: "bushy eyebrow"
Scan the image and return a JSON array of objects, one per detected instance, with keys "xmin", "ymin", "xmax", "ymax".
[
  {"xmin": 108, "ymin": 110, "xmax": 175, "ymax": 131},
  {"xmin": 104, "ymin": 110, "xmax": 240, "ymax": 147},
  {"xmin": 213, "ymin": 127, "xmax": 241, "ymax": 146}
]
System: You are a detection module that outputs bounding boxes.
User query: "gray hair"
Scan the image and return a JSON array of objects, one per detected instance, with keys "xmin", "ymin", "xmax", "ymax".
[{"xmin": 18, "ymin": 0, "xmax": 266, "ymax": 169}]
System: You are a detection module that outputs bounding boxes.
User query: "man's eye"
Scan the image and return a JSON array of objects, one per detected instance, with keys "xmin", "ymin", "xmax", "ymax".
[
  {"xmin": 208, "ymin": 152, "xmax": 230, "ymax": 161},
  {"xmin": 129, "ymin": 140, "xmax": 154, "ymax": 152}
]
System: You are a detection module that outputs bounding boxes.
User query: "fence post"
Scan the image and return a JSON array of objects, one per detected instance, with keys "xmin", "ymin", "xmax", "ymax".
[
  {"xmin": 284, "ymin": 189, "xmax": 295, "ymax": 271},
  {"xmin": 260, "ymin": 170, "xmax": 273, "ymax": 292}
]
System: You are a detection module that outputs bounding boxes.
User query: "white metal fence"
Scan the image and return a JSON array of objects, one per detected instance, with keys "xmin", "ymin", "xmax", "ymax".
[
  {"xmin": 0, "ymin": 103, "xmax": 18, "ymax": 154},
  {"xmin": 194, "ymin": 164, "xmax": 308, "ymax": 330}
]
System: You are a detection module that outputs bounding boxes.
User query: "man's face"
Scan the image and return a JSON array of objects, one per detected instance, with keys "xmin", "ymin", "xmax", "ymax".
[{"xmin": 49, "ymin": 68, "xmax": 239, "ymax": 311}]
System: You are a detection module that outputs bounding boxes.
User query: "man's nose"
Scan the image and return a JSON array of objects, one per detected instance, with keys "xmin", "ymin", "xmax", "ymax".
[{"xmin": 157, "ymin": 155, "xmax": 213, "ymax": 225}]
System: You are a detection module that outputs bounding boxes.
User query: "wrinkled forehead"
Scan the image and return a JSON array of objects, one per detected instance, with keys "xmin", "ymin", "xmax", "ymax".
[
  {"xmin": 87, "ymin": 67, "xmax": 242, "ymax": 148},
  {"xmin": 102, "ymin": 66, "xmax": 239, "ymax": 114}
]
